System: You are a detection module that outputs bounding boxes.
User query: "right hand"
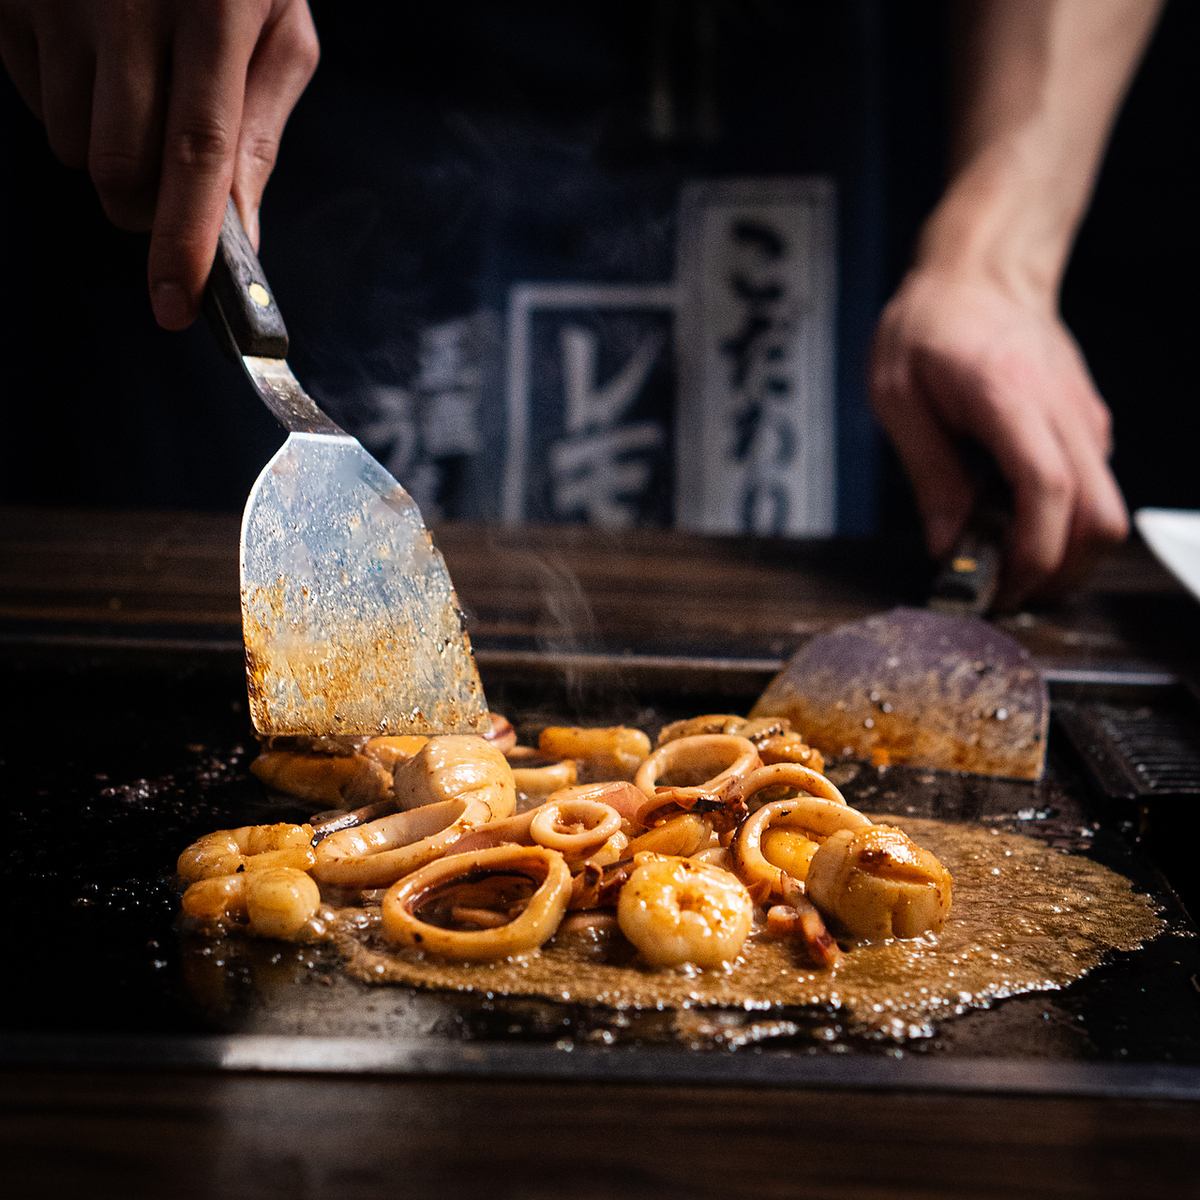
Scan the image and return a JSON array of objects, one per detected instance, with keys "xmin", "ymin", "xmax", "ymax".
[
  {"xmin": 870, "ymin": 266, "xmax": 1129, "ymax": 607},
  {"xmin": 0, "ymin": 0, "xmax": 318, "ymax": 330}
]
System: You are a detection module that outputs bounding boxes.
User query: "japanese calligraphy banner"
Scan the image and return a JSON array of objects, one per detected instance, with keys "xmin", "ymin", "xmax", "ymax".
[
  {"xmin": 676, "ymin": 177, "xmax": 837, "ymax": 535},
  {"xmin": 503, "ymin": 284, "xmax": 678, "ymax": 527}
]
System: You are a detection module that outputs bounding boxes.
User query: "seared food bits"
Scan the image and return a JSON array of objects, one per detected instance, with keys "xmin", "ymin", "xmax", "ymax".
[{"xmin": 179, "ymin": 711, "xmax": 954, "ymax": 967}]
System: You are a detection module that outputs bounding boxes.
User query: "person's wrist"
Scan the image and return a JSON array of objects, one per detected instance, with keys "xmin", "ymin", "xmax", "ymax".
[{"xmin": 911, "ymin": 146, "xmax": 1078, "ymax": 313}]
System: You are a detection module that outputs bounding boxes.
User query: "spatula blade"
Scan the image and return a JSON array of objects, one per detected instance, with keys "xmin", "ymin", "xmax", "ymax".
[
  {"xmin": 752, "ymin": 607, "xmax": 1047, "ymax": 780},
  {"xmin": 240, "ymin": 431, "xmax": 488, "ymax": 737}
]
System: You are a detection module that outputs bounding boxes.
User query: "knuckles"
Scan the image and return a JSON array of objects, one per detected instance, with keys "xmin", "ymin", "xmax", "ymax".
[{"xmin": 167, "ymin": 118, "xmax": 235, "ymax": 172}]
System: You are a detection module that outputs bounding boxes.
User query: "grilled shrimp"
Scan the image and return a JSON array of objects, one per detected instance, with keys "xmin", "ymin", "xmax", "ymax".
[
  {"xmin": 617, "ymin": 852, "xmax": 754, "ymax": 968},
  {"xmin": 381, "ymin": 845, "xmax": 572, "ymax": 961},
  {"xmin": 538, "ymin": 725, "xmax": 651, "ymax": 781},
  {"xmin": 177, "ymin": 823, "xmax": 316, "ymax": 883},
  {"xmin": 806, "ymin": 825, "xmax": 953, "ymax": 940},
  {"xmin": 314, "ymin": 736, "xmax": 516, "ymax": 888},
  {"xmin": 250, "ymin": 751, "xmax": 392, "ymax": 805},
  {"xmin": 757, "ymin": 733, "xmax": 825, "ymax": 774},
  {"xmin": 182, "ymin": 866, "xmax": 321, "ymax": 939},
  {"xmin": 511, "ymin": 759, "xmax": 578, "ymax": 803}
]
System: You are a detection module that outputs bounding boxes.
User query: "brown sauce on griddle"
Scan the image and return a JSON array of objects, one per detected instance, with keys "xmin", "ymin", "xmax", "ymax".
[{"xmin": 334, "ymin": 817, "xmax": 1162, "ymax": 1037}]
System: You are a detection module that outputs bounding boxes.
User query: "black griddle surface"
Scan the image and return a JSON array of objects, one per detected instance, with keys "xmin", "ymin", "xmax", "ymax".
[{"xmin": 2, "ymin": 641, "xmax": 1198, "ymax": 1097}]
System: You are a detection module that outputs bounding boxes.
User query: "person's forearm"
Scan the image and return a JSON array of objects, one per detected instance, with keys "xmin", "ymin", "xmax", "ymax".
[{"xmin": 916, "ymin": 0, "xmax": 1163, "ymax": 308}]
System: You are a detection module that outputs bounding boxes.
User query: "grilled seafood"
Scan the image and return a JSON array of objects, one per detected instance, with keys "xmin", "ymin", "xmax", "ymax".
[
  {"xmin": 539, "ymin": 725, "xmax": 651, "ymax": 781},
  {"xmin": 617, "ymin": 852, "xmax": 754, "ymax": 968},
  {"xmin": 178, "ymin": 712, "xmax": 956, "ymax": 973},
  {"xmin": 381, "ymin": 845, "xmax": 572, "ymax": 961},
  {"xmin": 182, "ymin": 865, "xmax": 321, "ymax": 939},
  {"xmin": 732, "ymin": 796, "xmax": 871, "ymax": 900},
  {"xmin": 806, "ymin": 824, "xmax": 953, "ymax": 939},
  {"xmin": 250, "ymin": 751, "xmax": 391, "ymax": 805},
  {"xmin": 177, "ymin": 823, "xmax": 316, "ymax": 882},
  {"xmin": 313, "ymin": 736, "xmax": 516, "ymax": 888}
]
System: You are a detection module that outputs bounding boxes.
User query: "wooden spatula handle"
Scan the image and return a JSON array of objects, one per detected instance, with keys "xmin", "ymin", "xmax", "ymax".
[{"xmin": 206, "ymin": 199, "xmax": 289, "ymax": 360}]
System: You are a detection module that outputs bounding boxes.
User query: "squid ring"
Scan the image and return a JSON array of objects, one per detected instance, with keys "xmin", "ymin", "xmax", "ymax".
[
  {"xmin": 635, "ymin": 734, "xmax": 760, "ymax": 797},
  {"xmin": 381, "ymin": 844, "xmax": 572, "ymax": 961},
  {"xmin": 314, "ymin": 797, "xmax": 494, "ymax": 888},
  {"xmin": 530, "ymin": 797, "xmax": 622, "ymax": 856},
  {"xmin": 727, "ymin": 761, "xmax": 847, "ymax": 809},
  {"xmin": 732, "ymin": 795, "xmax": 873, "ymax": 901}
]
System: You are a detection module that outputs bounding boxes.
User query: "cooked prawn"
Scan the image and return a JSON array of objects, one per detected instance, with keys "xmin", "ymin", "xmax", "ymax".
[
  {"xmin": 182, "ymin": 866, "xmax": 321, "ymax": 939},
  {"xmin": 538, "ymin": 725, "xmax": 651, "ymax": 781},
  {"xmin": 177, "ymin": 823, "xmax": 315, "ymax": 883},
  {"xmin": 617, "ymin": 852, "xmax": 754, "ymax": 968}
]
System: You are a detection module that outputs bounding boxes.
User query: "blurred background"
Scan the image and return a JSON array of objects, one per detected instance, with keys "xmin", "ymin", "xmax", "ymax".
[{"xmin": 0, "ymin": 0, "xmax": 1195, "ymax": 537}]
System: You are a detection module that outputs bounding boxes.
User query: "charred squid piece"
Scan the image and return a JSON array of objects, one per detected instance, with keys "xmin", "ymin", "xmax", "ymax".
[
  {"xmin": 626, "ymin": 813, "xmax": 713, "ymax": 858},
  {"xmin": 308, "ymin": 798, "xmax": 400, "ymax": 842},
  {"xmin": 314, "ymin": 737, "xmax": 517, "ymax": 888},
  {"xmin": 655, "ymin": 714, "xmax": 793, "ymax": 747},
  {"xmin": 638, "ymin": 783, "xmax": 749, "ymax": 836},
  {"xmin": 731, "ymin": 792, "xmax": 871, "ymax": 900},
  {"xmin": 510, "ymin": 758, "xmax": 579, "ymax": 803},
  {"xmin": 634, "ymin": 735, "xmax": 761, "ymax": 809},
  {"xmin": 568, "ymin": 857, "xmax": 635, "ymax": 910},
  {"xmin": 766, "ymin": 876, "xmax": 842, "ymax": 969}
]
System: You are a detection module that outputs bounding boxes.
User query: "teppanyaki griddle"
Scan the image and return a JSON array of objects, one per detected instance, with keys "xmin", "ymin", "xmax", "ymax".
[{"xmin": 1, "ymin": 636, "xmax": 1198, "ymax": 1099}]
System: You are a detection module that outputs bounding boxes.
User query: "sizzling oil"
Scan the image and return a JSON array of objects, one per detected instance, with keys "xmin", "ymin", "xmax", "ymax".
[{"xmin": 335, "ymin": 817, "xmax": 1161, "ymax": 1037}]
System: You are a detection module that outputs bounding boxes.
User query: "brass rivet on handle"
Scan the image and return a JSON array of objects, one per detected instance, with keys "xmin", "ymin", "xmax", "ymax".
[{"xmin": 248, "ymin": 282, "xmax": 272, "ymax": 308}]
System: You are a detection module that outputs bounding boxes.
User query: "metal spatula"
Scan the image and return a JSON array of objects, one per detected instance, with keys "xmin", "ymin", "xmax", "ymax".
[
  {"xmin": 207, "ymin": 202, "xmax": 488, "ymax": 738},
  {"xmin": 753, "ymin": 503, "xmax": 1048, "ymax": 781}
]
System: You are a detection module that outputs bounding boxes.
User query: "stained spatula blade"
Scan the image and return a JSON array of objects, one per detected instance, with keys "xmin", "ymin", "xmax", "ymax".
[
  {"xmin": 241, "ymin": 431, "xmax": 488, "ymax": 737},
  {"xmin": 208, "ymin": 200, "xmax": 488, "ymax": 739},
  {"xmin": 752, "ymin": 607, "xmax": 1047, "ymax": 780}
]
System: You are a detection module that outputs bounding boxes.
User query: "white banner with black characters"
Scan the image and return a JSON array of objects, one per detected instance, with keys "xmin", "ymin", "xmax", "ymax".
[
  {"xmin": 503, "ymin": 283, "xmax": 679, "ymax": 528},
  {"xmin": 675, "ymin": 177, "xmax": 837, "ymax": 536}
]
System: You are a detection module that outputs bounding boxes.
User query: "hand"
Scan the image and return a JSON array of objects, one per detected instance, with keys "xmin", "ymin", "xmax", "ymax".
[
  {"xmin": 870, "ymin": 268, "xmax": 1129, "ymax": 607},
  {"xmin": 0, "ymin": 0, "xmax": 318, "ymax": 329}
]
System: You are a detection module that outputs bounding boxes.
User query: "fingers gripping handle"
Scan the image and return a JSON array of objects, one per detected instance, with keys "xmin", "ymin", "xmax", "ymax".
[{"xmin": 206, "ymin": 200, "xmax": 289, "ymax": 360}]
